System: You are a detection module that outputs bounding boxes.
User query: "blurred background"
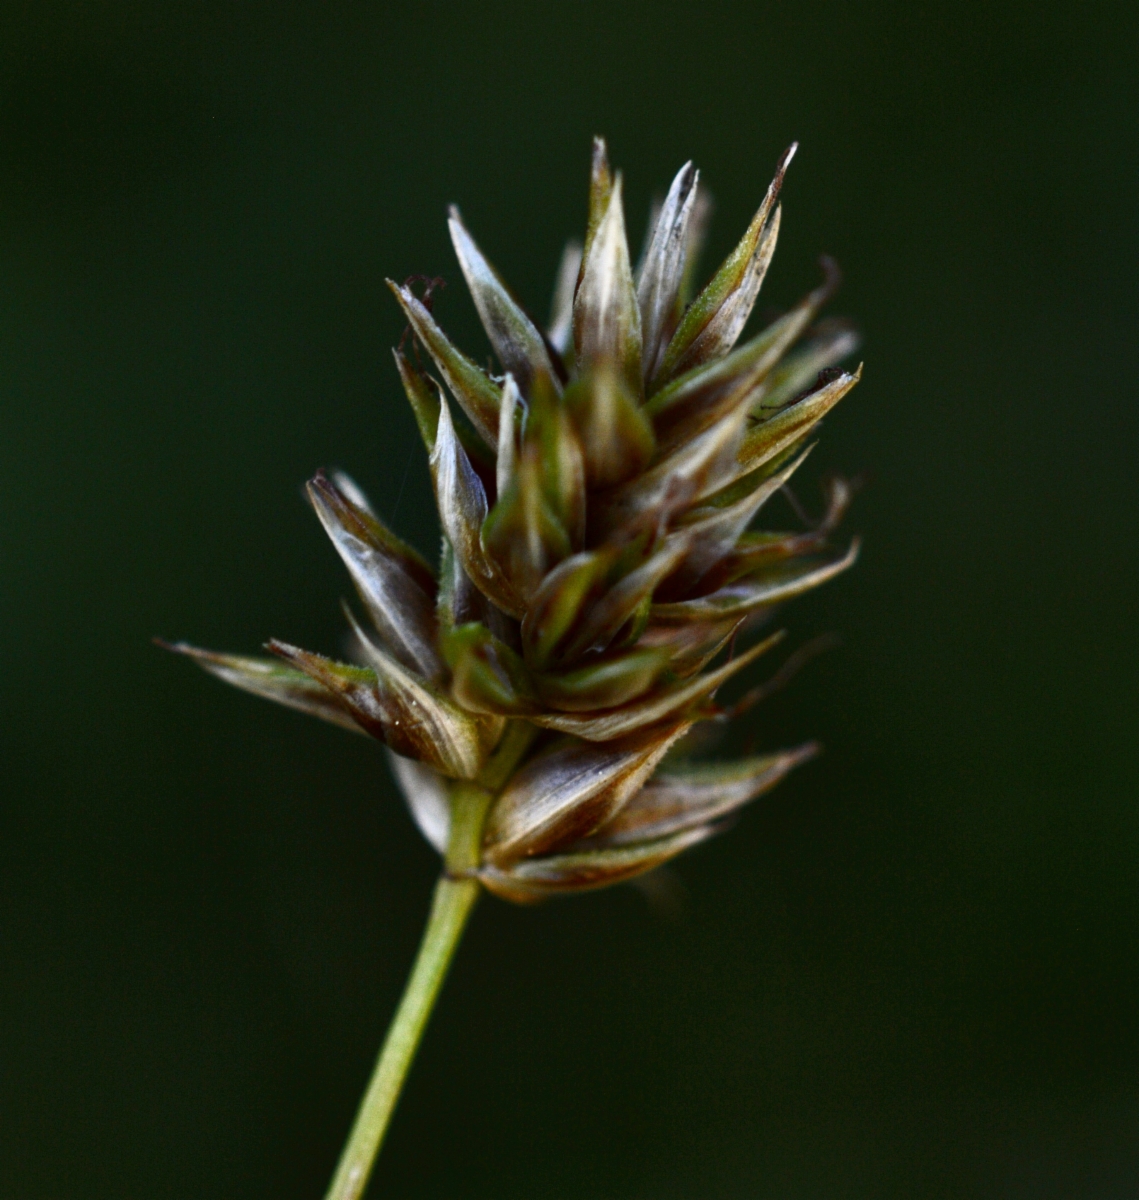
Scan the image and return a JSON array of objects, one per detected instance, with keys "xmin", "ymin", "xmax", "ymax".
[{"xmin": 2, "ymin": 1, "xmax": 1137, "ymax": 1196}]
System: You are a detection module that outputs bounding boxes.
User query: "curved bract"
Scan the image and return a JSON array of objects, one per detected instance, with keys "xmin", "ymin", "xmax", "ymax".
[{"xmin": 167, "ymin": 138, "xmax": 862, "ymax": 900}]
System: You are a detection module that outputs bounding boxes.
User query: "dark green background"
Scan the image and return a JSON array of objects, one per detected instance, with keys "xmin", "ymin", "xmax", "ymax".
[{"xmin": 3, "ymin": 1, "xmax": 1137, "ymax": 1196}]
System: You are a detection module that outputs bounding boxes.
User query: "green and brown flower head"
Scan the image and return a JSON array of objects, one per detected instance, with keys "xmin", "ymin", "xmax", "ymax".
[{"xmin": 167, "ymin": 138, "xmax": 861, "ymax": 902}]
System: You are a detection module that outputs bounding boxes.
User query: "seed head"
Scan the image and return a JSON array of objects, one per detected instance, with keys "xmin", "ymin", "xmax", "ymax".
[{"xmin": 165, "ymin": 139, "xmax": 862, "ymax": 901}]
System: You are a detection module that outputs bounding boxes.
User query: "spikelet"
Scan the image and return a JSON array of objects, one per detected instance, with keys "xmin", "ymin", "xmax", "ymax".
[{"xmin": 166, "ymin": 139, "xmax": 862, "ymax": 901}]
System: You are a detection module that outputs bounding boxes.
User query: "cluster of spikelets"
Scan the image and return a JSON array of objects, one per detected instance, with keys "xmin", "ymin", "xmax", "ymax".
[{"xmin": 168, "ymin": 139, "xmax": 861, "ymax": 902}]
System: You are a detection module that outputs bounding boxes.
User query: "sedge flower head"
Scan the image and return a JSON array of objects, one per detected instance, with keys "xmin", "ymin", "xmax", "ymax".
[{"xmin": 167, "ymin": 138, "xmax": 861, "ymax": 901}]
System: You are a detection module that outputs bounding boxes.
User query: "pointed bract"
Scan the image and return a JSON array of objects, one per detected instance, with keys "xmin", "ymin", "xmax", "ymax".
[
  {"xmin": 635, "ymin": 617, "xmax": 743, "ymax": 679},
  {"xmin": 574, "ymin": 175, "xmax": 642, "ymax": 391},
  {"xmin": 388, "ymin": 279, "xmax": 502, "ymax": 447},
  {"xmin": 676, "ymin": 182, "xmax": 713, "ymax": 313},
  {"xmin": 535, "ymin": 645, "xmax": 672, "ymax": 712},
  {"xmin": 655, "ymin": 145, "xmax": 796, "ymax": 385},
  {"xmin": 269, "ymin": 633, "xmax": 499, "ymax": 780},
  {"xmin": 580, "ymin": 137, "xmax": 614, "ymax": 280},
  {"xmin": 387, "ymin": 750, "xmax": 452, "ymax": 854},
  {"xmin": 393, "ymin": 347, "xmax": 442, "ymax": 451},
  {"xmin": 495, "ymin": 374, "xmax": 522, "ymax": 499},
  {"xmin": 480, "ymin": 824, "xmax": 714, "ymax": 900},
  {"xmin": 548, "ymin": 240, "xmax": 583, "ymax": 357},
  {"xmin": 645, "ymin": 256, "xmax": 841, "ymax": 456},
  {"xmin": 531, "ymin": 630, "xmax": 785, "ymax": 741},
  {"xmin": 710, "ymin": 475, "xmax": 854, "ymax": 588},
  {"xmin": 752, "ymin": 319, "xmax": 861, "ymax": 416},
  {"xmin": 665, "ymin": 444, "xmax": 815, "ymax": 590},
  {"xmin": 637, "ymin": 161, "xmax": 699, "ymax": 381},
  {"xmin": 161, "ymin": 642, "xmax": 365, "ymax": 733},
  {"xmin": 430, "ymin": 395, "xmax": 525, "ymax": 617},
  {"xmin": 652, "ymin": 539, "xmax": 860, "ymax": 622},
  {"xmin": 717, "ymin": 367, "xmax": 862, "ymax": 498},
  {"xmin": 591, "ymin": 743, "xmax": 819, "ymax": 845},
  {"xmin": 449, "ymin": 209, "xmax": 559, "ymax": 395},
  {"xmin": 308, "ymin": 473, "xmax": 442, "ymax": 680},
  {"xmin": 483, "ymin": 722, "xmax": 691, "ymax": 865}
]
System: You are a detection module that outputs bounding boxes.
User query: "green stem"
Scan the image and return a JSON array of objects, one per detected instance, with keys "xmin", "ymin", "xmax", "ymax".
[
  {"xmin": 323, "ymin": 724, "xmax": 535, "ymax": 1199},
  {"xmin": 323, "ymin": 782, "xmax": 492, "ymax": 1200},
  {"xmin": 323, "ymin": 874, "xmax": 478, "ymax": 1200}
]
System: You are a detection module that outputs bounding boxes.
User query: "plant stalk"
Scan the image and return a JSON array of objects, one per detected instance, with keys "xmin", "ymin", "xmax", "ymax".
[
  {"xmin": 322, "ymin": 725, "xmax": 535, "ymax": 1199},
  {"xmin": 323, "ymin": 781, "xmax": 492, "ymax": 1200}
]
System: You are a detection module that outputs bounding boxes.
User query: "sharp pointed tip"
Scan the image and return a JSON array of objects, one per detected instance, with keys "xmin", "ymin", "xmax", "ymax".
[
  {"xmin": 447, "ymin": 209, "xmax": 471, "ymax": 249},
  {"xmin": 431, "ymin": 388, "xmax": 455, "ymax": 445},
  {"xmin": 750, "ymin": 629, "xmax": 788, "ymax": 661},
  {"xmin": 305, "ymin": 471, "xmax": 336, "ymax": 510},
  {"xmin": 771, "ymin": 143, "xmax": 798, "ymax": 191},
  {"xmin": 156, "ymin": 638, "xmax": 220, "ymax": 663},
  {"xmin": 793, "ymin": 739, "xmax": 824, "ymax": 765},
  {"xmin": 664, "ymin": 161, "xmax": 699, "ymax": 205},
  {"xmin": 731, "ymin": 628, "xmax": 787, "ymax": 671},
  {"xmin": 591, "ymin": 136, "xmax": 611, "ymax": 175}
]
